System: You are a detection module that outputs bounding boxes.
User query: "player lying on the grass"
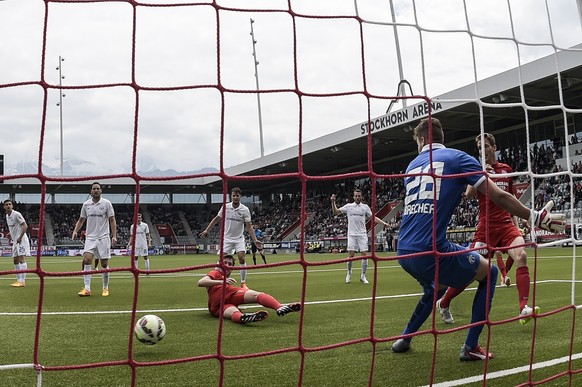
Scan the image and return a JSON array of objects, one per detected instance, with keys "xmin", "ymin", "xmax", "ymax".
[
  {"xmin": 437, "ymin": 132, "xmax": 539, "ymax": 326},
  {"xmin": 392, "ymin": 118, "xmax": 565, "ymax": 361},
  {"xmin": 197, "ymin": 255, "xmax": 301, "ymax": 324}
]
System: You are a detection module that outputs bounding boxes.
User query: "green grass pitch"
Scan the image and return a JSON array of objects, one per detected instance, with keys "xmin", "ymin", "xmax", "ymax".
[{"xmin": 1, "ymin": 248, "xmax": 581, "ymax": 386}]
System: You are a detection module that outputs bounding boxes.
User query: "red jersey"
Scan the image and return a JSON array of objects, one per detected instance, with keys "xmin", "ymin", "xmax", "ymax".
[
  {"xmin": 206, "ymin": 269, "xmax": 243, "ymax": 317},
  {"xmin": 477, "ymin": 162, "xmax": 514, "ymax": 225}
]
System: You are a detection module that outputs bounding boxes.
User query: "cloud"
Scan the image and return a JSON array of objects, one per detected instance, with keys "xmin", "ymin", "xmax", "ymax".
[{"xmin": 1, "ymin": 0, "xmax": 581, "ymax": 177}]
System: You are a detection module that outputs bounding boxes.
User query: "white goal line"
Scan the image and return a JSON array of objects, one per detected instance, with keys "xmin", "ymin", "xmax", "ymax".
[{"xmin": 423, "ymin": 352, "xmax": 582, "ymax": 387}]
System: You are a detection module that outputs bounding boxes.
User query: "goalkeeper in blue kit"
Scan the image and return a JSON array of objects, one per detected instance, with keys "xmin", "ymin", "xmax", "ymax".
[{"xmin": 391, "ymin": 117, "xmax": 565, "ymax": 361}]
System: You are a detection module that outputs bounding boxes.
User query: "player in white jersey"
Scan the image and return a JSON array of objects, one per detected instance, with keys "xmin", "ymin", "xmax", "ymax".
[
  {"xmin": 128, "ymin": 213, "xmax": 152, "ymax": 274},
  {"xmin": 199, "ymin": 187, "xmax": 262, "ymax": 288},
  {"xmin": 72, "ymin": 182, "xmax": 117, "ymax": 297},
  {"xmin": 4, "ymin": 199, "xmax": 30, "ymax": 287},
  {"xmin": 331, "ymin": 189, "xmax": 389, "ymax": 284}
]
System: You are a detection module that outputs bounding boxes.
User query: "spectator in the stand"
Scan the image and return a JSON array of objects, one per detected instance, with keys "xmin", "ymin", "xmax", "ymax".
[{"xmin": 199, "ymin": 187, "xmax": 262, "ymax": 289}]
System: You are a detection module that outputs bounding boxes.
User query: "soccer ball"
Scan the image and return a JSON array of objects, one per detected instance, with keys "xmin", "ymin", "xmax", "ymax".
[{"xmin": 134, "ymin": 314, "xmax": 166, "ymax": 345}]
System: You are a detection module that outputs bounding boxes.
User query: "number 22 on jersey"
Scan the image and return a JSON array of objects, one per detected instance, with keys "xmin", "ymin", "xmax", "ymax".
[{"xmin": 404, "ymin": 162, "xmax": 444, "ymax": 205}]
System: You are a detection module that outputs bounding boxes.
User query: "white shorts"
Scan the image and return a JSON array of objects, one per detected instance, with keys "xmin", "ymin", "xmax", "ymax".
[
  {"xmin": 84, "ymin": 238, "xmax": 111, "ymax": 259},
  {"xmin": 347, "ymin": 235, "xmax": 369, "ymax": 253},
  {"xmin": 218, "ymin": 240, "xmax": 246, "ymax": 255},
  {"xmin": 12, "ymin": 241, "xmax": 31, "ymax": 258},
  {"xmin": 133, "ymin": 247, "xmax": 149, "ymax": 257}
]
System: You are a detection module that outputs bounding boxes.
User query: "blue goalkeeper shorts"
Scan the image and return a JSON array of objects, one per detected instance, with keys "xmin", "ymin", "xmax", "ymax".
[{"xmin": 397, "ymin": 242, "xmax": 480, "ymax": 289}]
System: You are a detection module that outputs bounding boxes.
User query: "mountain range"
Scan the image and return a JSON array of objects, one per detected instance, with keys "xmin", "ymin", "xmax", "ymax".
[{"xmin": 4, "ymin": 156, "xmax": 217, "ymax": 177}]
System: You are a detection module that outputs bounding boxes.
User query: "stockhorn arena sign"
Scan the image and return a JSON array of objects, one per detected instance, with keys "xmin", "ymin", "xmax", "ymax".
[{"xmin": 359, "ymin": 100, "xmax": 444, "ymax": 135}]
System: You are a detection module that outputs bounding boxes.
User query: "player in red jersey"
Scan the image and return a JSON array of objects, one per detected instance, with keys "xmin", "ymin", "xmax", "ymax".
[
  {"xmin": 437, "ymin": 133, "xmax": 540, "ymax": 325},
  {"xmin": 197, "ymin": 255, "xmax": 301, "ymax": 324}
]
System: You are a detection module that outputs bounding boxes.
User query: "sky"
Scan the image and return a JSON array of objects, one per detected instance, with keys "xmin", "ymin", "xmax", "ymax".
[{"xmin": 0, "ymin": 0, "xmax": 581, "ymax": 177}]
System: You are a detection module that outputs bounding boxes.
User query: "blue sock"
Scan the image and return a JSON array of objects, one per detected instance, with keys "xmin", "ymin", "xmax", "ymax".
[
  {"xmin": 465, "ymin": 265, "xmax": 498, "ymax": 349},
  {"xmin": 402, "ymin": 285, "xmax": 446, "ymax": 341}
]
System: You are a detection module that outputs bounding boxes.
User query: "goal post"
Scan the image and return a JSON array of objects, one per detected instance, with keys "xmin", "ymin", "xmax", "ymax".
[{"xmin": 0, "ymin": 1, "xmax": 581, "ymax": 386}]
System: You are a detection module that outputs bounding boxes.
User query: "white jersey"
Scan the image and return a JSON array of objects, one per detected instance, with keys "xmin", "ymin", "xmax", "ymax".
[
  {"xmin": 80, "ymin": 197, "xmax": 115, "ymax": 239},
  {"xmin": 6, "ymin": 210, "xmax": 30, "ymax": 246},
  {"xmin": 216, "ymin": 202, "xmax": 251, "ymax": 242},
  {"xmin": 338, "ymin": 202, "xmax": 372, "ymax": 236},
  {"xmin": 130, "ymin": 222, "xmax": 150, "ymax": 248}
]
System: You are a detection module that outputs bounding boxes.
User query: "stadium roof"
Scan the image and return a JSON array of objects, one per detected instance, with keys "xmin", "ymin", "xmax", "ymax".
[{"xmin": 2, "ymin": 45, "xmax": 582, "ymax": 198}]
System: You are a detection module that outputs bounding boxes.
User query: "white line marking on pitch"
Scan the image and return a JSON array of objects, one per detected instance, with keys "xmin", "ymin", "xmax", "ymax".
[
  {"xmin": 0, "ymin": 264, "xmax": 404, "ymax": 282},
  {"xmin": 0, "ymin": 279, "xmax": 579, "ymax": 316},
  {"xmin": 422, "ymin": 352, "xmax": 582, "ymax": 387}
]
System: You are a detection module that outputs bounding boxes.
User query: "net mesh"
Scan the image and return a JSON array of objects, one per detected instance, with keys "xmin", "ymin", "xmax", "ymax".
[{"xmin": 1, "ymin": 0, "xmax": 581, "ymax": 386}]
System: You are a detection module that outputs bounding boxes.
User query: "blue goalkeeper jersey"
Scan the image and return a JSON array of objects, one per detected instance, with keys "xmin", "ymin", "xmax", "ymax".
[{"xmin": 398, "ymin": 143, "xmax": 486, "ymax": 252}]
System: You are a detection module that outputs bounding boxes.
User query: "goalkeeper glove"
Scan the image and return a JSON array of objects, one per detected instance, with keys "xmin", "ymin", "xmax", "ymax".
[{"xmin": 531, "ymin": 200, "xmax": 566, "ymax": 233}]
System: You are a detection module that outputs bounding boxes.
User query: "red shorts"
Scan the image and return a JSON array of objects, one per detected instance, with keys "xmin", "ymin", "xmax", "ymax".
[
  {"xmin": 208, "ymin": 288, "xmax": 248, "ymax": 317},
  {"xmin": 472, "ymin": 222, "xmax": 524, "ymax": 257}
]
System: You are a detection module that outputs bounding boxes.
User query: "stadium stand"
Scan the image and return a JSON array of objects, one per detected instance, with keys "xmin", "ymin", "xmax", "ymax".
[{"xmin": 6, "ymin": 137, "xmax": 582, "ymax": 250}]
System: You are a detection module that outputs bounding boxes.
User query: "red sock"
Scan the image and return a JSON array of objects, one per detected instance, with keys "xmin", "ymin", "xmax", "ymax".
[
  {"xmin": 496, "ymin": 254, "xmax": 507, "ymax": 277},
  {"xmin": 257, "ymin": 293, "xmax": 282, "ymax": 310},
  {"xmin": 515, "ymin": 266, "xmax": 530, "ymax": 311},
  {"xmin": 440, "ymin": 286, "xmax": 465, "ymax": 309},
  {"xmin": 506, "ymin": 257, "xmax": 515, "ymax": 273},
  {"xmin": 231, "ymin": 311, "xmax": 243, "ymax": 323}
]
